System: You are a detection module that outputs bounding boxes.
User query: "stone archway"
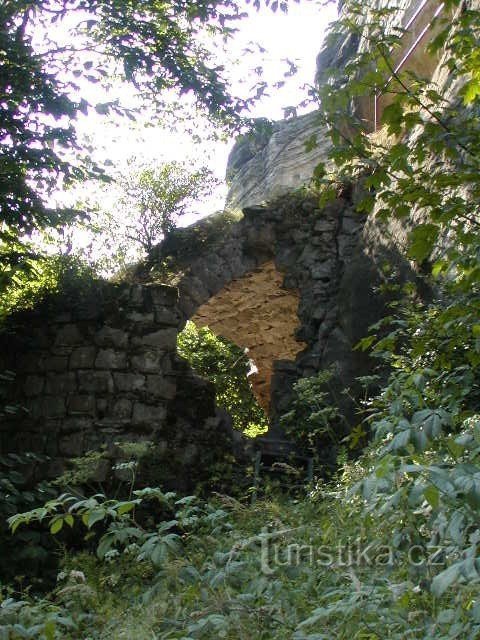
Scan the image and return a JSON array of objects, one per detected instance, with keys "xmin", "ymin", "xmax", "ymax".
[{"xmin": 190, "ymin": 260, "xmax": 306, "ymax": 412}]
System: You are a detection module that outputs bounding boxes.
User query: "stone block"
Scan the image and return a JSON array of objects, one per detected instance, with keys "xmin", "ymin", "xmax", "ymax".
[
  {"xmin": 129, "ymin": 284, "xmax": 145, "ymax": 308},
  {"xmin": 29, "ymin": 330, "xmax": 50, "ymax": 349},
  {"xmin": 112, "ymin": 398, "xmax": 132, "ymax": 419},
  {"xmin": 113, "ymin": 372, "xmax": 146, "ymax": 392},
  {"xmin": 69, "ymin": 346, "xmax": 97, "ymax": 369},
  {"xmin": 131, "ymin": 350, "xmax": 163, "ymax": 373},
  {"xmin": 54, "ymin": 312, "xmax": 72, "ymax": 323},
  {"xmin": 59, "ymin": 432, "xmax": 84, "ymax": 457},
  {"xmin": 61, "ymin": 416, "xmax": 92, "ymax": 433},
  {"xmin": 147, "ymin": 284, "xmax": 178, "ymax": 307},
  {"xmin": 134, "ymin": 328, "xmax": 177, "ymax": 350},
  {"xmin": 126, "ymin": 311, "xmax": 155, "ymax": 324},
  {"xmin": 68, "ymin": 395, "xmax": 95, "ymax": 416},
  {"xmin": 153, "ymin": 307, "xmax": 181, "ymax": 327},
  {"xmin": 23, "ymin": 375, "xmax": 45, "ymax": 397},
  {"xmin": 45, "ymin": 372, "xmax": 77, "ymax": 394},
  {"xmin": 96, "ymin": 398, "xmax": 108, "ymax": 414},
  {"xmin": 95, "ymin": 326, "xmax": 129, "ymax": 349},
  {"xmin": 44, "ymin": 355, "xmax": 68, "ymax": 371},
  {"xmin": 146, "ymin": 375, "xmax": 176, "ymax": 400},
  {"xmin": 45, "ymin": 396, "xmax": 66, "ymax": 418},
  {"xmin": 95, "ymin": 349, "xmax": 127, "ymax": 370},
  {"xmin": 72, "ymin": 299, "xmax": 100, "ymax": 321},
  {"xmin": 78, "ymin": 371, "xmax": 114, "ymax": 393},
  {"xmin": 132, "ymin": 403, "xmax": 166, "ymax": 427},
  {"xmin": 27, "ymin": 395, "xmax": 64, "ymax": 420},
  {"xmin": 45, "ymin": 431, "xmax": 60, "ymax": 457},
  {"xmin": 314, "ymin": 218, "xmax": 337, "ymax": 233},
  {"xmin": 342, "ymin": 216, "xmax": 363, "ymax": 235},
  {"xmin": 54, "ymin": 324, "xmax": 84, "ymax": 346},
  {"xmin": 17, "ymin": 352, "xmax": 46, "ymax": 373},
  {"xmin": 22, "ymin": 432, "xmax": 47, "ymax": 453},
  {"xmin": 310, "ymin": 260, "xmax": 335, "ymax": 280}
]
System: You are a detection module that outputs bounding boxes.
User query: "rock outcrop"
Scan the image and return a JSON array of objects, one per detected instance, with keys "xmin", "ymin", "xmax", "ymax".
[{"xmin": 225, "ymin": 111, "xmax": 330, "ymax": 212}]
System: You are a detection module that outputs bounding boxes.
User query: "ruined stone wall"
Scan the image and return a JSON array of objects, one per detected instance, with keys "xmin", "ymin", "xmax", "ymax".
[
  {"xmin": 0, "ymin": 282, "xmax": 237, "ymax": 490},
  {"xmin": 147, "ymin": 188, "xmax": 379, "ymax": 445}
]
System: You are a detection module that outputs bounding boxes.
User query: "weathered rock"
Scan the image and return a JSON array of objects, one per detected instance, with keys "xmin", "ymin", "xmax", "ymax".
[
  {"xmin": 130, "ymin": 350, "xmax": 163, "ymax": 373},
  {"xmin": 225, "ymin": 112, "xmax": 331, "ymax": 211},
  {"xmin": 95, "ymin": 349, "xmax": 127, "ymax": 370},
  {"xmin": 132, "ymin": 403, "xmax": 166, "ymax": 427},
  {"xmin": 146, "ymin": 375, "xmax": 177, "ymax": 400},
  {"xmin": 23, "ymin": 375, "xmax": 44, "ymax": 397},
  {"xmin": 112, "ymin": 398, "xmax": 132, "ymax": 419},
  {"xmin": 68, "ymin": 395, "xmax": 95, "ymax": 416},
  {"xmin": 54, "ymin": 324, "xmax": 83, "ymax": 346},
  {"xmin": 95, "ymin": 327, "xmax": 129, "ymax": 349},
  {"xmin": 113, "ymin": 372, "xmax": 146, "ymax": 392},
  {"xmin": 78, "ymin": 371, "xmax": 114, "ymax": 394},
  {"xmin": 59, "ymin": 432, "xmax": 84, "ymax": 456},
  {"xmin": 70, "ymin": 346, "xmax": 97, "ymax": 369},
  {"xmin": 135, "ymin": 328, "xmax": 177, "ymax": 349}
]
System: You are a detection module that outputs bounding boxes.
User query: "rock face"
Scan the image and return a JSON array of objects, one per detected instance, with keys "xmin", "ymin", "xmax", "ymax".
[
  {"xmin": 225, "ymin": 112, "xmax": 330, "ymax": 212},
  {"xmin": 0, "ymin": 283, "xmax": 240, "ymax": 490},
  {"xmin": 316, "ymin": 0, "xmax": 454, "ymax": 129}
]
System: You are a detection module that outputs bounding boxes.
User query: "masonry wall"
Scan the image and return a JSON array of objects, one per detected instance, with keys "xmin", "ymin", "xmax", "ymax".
[{"xmin": 0, "ymin": 282, "xmax": 238, "ymax": 490}]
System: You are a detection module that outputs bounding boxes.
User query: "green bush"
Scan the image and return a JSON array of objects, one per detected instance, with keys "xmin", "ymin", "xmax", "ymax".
[
  {"xmin": 177, "ymin": 321, "xmax": 268, "ymax": 437},
  {"xmin": 280, "ymin": 369, "xmax": 346, "ymax": 453}
]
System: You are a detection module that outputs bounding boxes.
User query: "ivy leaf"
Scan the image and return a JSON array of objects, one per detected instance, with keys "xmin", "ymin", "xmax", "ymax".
[
  {"xmin": 424, "ymin": 485, "xmax": 439, "ymax": 509},
  {"xmin": 116, "ymin": 501, "xmax": 136, "ymax": 516},
  {"xmin": 64, "ymin": 514, "xmax": 74, "ymax": 527},
  {"xmin": 431, "ymin": 563, "xmax": 461, "ymax": 597},
  {"xmin": 50, "ymin": 518, "xmax": 64, "ymax": 534},
  {"xmin": 381, "ymin": 101, "xmax": 404, "ymax": 134},
  {"xmin": 86, "ymin": 508, "xmax": 106, "ymax": 528},
  {"xmin": 461, "ymin": 79, "xmax": 480, "ymax": 105},
  {"xmin": 354, "ymin": 334, "xmax": 377, "ymax": 352},
  {"xmin": 407, "ymin": 224, "xmax": 440, "ymax": 262}
]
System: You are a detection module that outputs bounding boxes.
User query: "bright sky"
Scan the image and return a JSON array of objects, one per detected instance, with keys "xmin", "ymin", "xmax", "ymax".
[
  {"xmin": 70, "ymin": 1, "xmax": 338, "ymax": 213},
  {"xmin": 39, "ymin": 0, "xmax": 338, "ymax": 265}
]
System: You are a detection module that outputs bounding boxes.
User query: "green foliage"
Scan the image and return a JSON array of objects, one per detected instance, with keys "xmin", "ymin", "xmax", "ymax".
[
  {"xmin": 0, "ymin": 252, "xmax": 99, "ymax": 321},
  {"xmin": 0, "ymin": 0, "xmax": 279, "ymax": 303},
  {"xmin": 0, "ymin": 0, "xmax": 252, "ymax": 239},
  {"xmin": 316, "ymin": 0, "xmax": 480, "ymax": 269},
  {"xmin": 280, "ymin": 369, "xmax": 345, "ymax": 452},
  {"xmin": 0, "ymin": 452, "xmax": 58, "ymax": 587},
  {"xmin": 91, "ymin": 161, "xmax": 220, "ymax": 264},
  {"xmin": 177, "ymin": 321, "xmax": 268, "ymax": 437}
]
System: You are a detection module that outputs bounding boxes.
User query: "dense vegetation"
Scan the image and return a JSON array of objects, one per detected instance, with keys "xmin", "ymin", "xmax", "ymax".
[
  {"xmin": 2, "ymin": 0, "xmax": 480, "ymax": 638},
  {"xmin": 178, "ymin": 321, "xmax": 268, "ymax": 437}
]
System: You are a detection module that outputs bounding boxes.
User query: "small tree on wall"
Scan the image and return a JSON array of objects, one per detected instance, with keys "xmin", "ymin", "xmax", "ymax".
[{"xmin": 118, "ymin": 161, "xmax": 219, "ymax": 254}]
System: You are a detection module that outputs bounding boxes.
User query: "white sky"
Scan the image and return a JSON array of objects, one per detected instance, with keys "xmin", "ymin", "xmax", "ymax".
[
  {"xmin": 69, "ymin": 1, "xmax": 338, "ymax": 214},
  {"xmin": 39, "ymin": 0, "xmax": 337, "ymax": 265}
]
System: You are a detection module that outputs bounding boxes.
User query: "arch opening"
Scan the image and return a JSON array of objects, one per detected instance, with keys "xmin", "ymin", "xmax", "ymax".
[{"xmin": 189, "ymin": 260, "xmax": 306, "ymax": 414}]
